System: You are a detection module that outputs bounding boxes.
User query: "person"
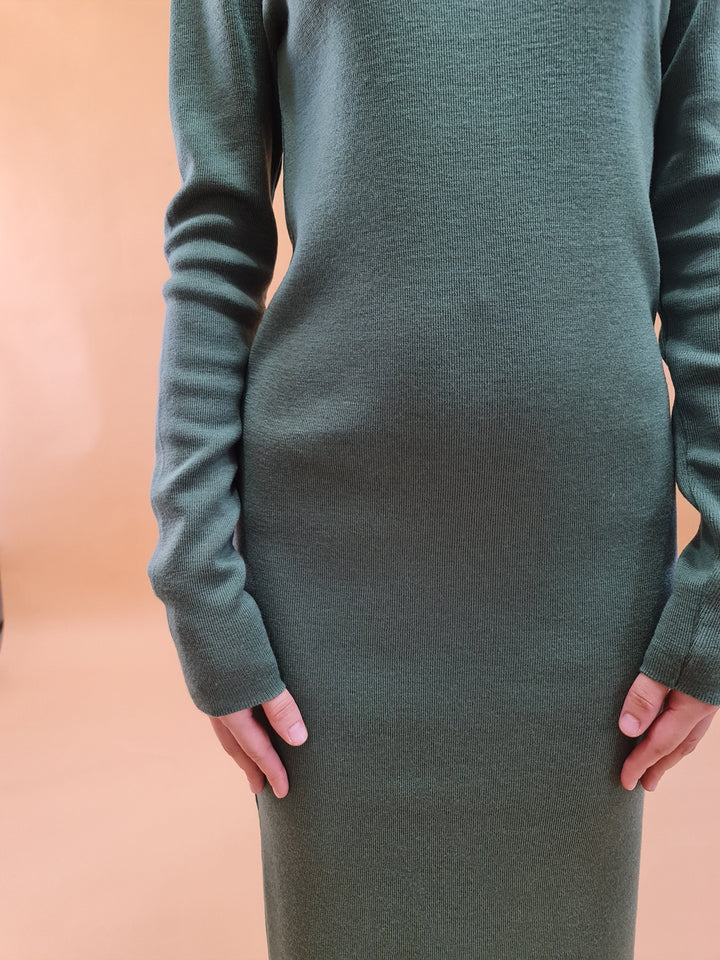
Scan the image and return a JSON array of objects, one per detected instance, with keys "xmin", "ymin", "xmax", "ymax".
[{"xmin": 147, "ymin": 1, "xmax": 720, "ymax": 957}]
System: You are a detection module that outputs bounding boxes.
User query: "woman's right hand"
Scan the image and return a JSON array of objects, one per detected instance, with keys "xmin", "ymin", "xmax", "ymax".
[{"xmin": 208, "ymin": 688, "xmax": 308, "ymax": 798}]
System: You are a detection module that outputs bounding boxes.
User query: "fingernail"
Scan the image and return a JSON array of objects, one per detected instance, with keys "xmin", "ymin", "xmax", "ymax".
[
  {"xmin": 620, "ymin": 713, "xmax": 641, "ymax": 735},
  {"xmin": 627, "ymin": 778, "xmax": 638, "ymax": 790},
  {"xmin": 289, "ymin": 721, "xmax": 307, "ymax": 744}
]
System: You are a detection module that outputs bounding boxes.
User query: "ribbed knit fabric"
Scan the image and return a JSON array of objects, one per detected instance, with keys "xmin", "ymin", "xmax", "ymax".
[{"xmin": 147, "ymin": 1, "xmax": 720, "ymax": 957}]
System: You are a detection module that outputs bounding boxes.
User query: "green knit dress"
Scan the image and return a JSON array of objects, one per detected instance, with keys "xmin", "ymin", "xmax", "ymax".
[{"xmin": 148, "ymin": 1, "xmax": 720, "ymax": 957}]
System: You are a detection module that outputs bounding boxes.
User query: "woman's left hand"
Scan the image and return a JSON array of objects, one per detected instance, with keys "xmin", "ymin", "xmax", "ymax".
[{"xmin": 618, "ymin": 673, "xmax": 719, "ymax": 792}]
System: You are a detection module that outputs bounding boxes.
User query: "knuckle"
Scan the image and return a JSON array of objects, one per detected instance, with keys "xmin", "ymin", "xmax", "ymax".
[
  {"xmin": 652, "ymin": 734, "xmax": 677, "ymax": 756},
  {"xmin": 629, "ymin": 689, "xmax": 658, "ymax": 712},
  {"xmin": 268, "ymin": 701, "xmax": 300, "ymax": 727},
  {"xmin": 243, "ymin": 744, "xmax": 268, "ymax": 765},
  {"xmin": 642, "ymin": 731, "xmax": 674, "ymax": 760},
  {"xmin": 266, "ymin": 688, "xmax": 293, "ymax": 709}
]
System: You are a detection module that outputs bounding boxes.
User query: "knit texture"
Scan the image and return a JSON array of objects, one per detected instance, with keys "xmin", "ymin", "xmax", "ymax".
[{"xmin": 148, "ymin": 1, "xmax": 720, "ymax": 957}]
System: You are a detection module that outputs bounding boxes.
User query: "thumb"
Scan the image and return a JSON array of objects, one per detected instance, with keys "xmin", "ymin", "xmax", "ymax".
[
  {"xmin": 619, "ymin": 672, "xmax": 670, "ymax": 737},
  {"xmin": 261, "ymin": 687, "xmax": 309, "ymax": 746}
]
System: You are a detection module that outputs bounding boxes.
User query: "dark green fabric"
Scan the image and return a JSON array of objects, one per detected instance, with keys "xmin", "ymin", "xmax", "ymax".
[{"xmin": 148, "ymin": 1, "xmax": 720, "ymax": 957}]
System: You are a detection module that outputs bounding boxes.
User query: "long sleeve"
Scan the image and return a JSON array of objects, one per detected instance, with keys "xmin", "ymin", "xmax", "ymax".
[
  {"xmin": 638, "ymin": 0, "xmax": 720, "ymax": 706},
  {"xmin": 147, "ymin": 0, "xmax": 287, "ymax": 716}
]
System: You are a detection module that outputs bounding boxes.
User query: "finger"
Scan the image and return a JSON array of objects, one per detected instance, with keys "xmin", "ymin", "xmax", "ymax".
[
  {"xmin": 224, "ymin": 711, "xmax": 291, "ymax": 799},
  {"xmin": 620, "ymin": 698, "xmax": 698, "ymax": 790},
  {"xmin": 618, "ymin": 672, "xmax": 670, "ymax": 738},
  {"xmin": 640, "ymin": 713, "xmax": 715, "ymax": 792},
  {"xmin": 261, "ymin": 687, "xmax": 309, "ymax": 746},
  {"xmin": 209, "ymin": 714, "xmax": 266, "ymax": 794}
]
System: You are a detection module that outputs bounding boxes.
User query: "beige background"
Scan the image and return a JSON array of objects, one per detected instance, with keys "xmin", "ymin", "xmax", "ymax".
[{"xmin": 0, "ymin": 2, "xmax": 718, "ymax": 958}]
